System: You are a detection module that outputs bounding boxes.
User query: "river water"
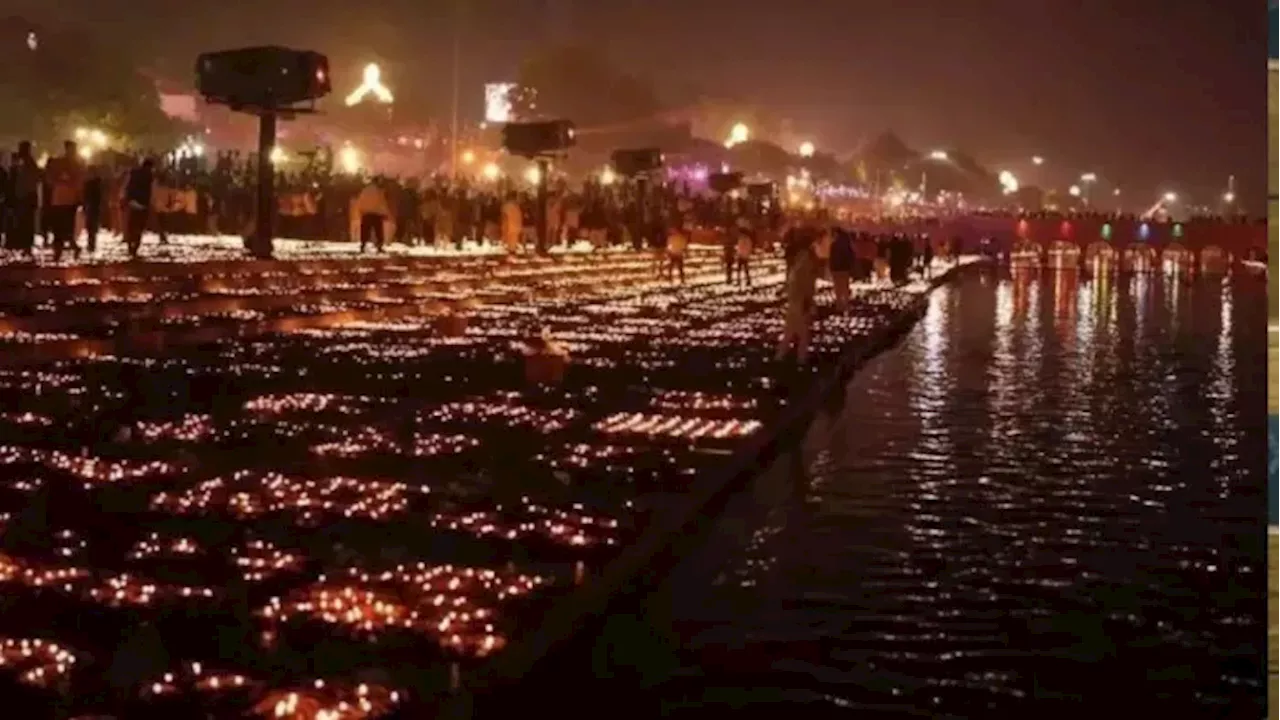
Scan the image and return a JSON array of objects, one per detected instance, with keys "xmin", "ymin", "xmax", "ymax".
[{"xmin": 661, "ymin": 267, "xmax": 1269, "ymax": 718}]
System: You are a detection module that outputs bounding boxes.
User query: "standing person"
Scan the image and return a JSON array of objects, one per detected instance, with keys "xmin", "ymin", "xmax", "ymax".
[
  {"xmin": 828, "ymin": 225, "xmax": 855, "ymax": 312},
  {"xmin": 150, "ymin": 171, "xmax": 173, "ymax": 245},
  {"xmin": 734, "ymin": 225, "xmax": 754, "ymax": 287},
  {"xmin": 122, "ymin": 158, "xmax": 155, "ymax": 259},
  {"xmin": 666, "ymin": 220, "xmax": 687, "ymax": 284},
  {"xmin": 8, "ymin": 142, "xmax": 41, "ymax": 258},
  {"xmin": 501, "ymin": 192, "xmax": 522, "ymax": 254},
  {"xmin": 82, "ymin": 165, "xmax": 104, "ymax": 255},
  {"xmin": 45, "ymin": 140, "xmax": 85, "ymax": 262},
  {"xmin": 350, "ymin": 176, "xmax": 392, "ymax": 253},
  {"xmin": 776, "ymin": 233, "xmax": 819, "ymax": 365},
  {"xmin": 722, "ymin": 221, "xmax": 741, "ymax": 284}
]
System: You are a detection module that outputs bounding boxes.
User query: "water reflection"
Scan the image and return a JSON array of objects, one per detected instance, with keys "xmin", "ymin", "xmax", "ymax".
[{"xmin": 673, "ymin": 268, "xmax": 1268, "ymax": 716}]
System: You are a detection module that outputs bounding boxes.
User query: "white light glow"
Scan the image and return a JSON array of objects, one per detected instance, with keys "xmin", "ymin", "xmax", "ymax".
[
  {"xmin": 345, "ymin": 63, "xmax": 394, "ymax": 106},
  {"xmin": 338, "ymin": 145, "xmax": 361, "ymax": 174}
]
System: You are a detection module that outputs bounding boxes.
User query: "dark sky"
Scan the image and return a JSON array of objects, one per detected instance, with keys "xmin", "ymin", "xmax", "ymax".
[{"xmin": 11, "ymin": 0, "xmax": 1267, "ymax": 206}]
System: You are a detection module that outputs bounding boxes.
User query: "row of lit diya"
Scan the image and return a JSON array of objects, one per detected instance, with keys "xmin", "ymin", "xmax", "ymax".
[
  {"xmin": 147, "ymin": 472, "xmax": 620, "ymax": 543},
  {"xmin": 259, "ymin": 563, "xmax": 548, "ymax": 656},
  {"xmin": 0, "ymin": 549, "xmax": 549, "ymax": 660},
  {"xmin": 1, "ymin": 640, "xmax": 403, "ymax": 719},
  {"xmin": 0, "ymin": 444, "xmax": 179, "ymax": 488},
  {"xmin": 6, "ymin": 250, "xmax": 727, "ymax": 314}
]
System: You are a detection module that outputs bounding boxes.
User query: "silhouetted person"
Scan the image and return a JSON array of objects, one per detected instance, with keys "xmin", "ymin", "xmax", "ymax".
[
  {"xmin": 7, "ymin": 141, "xmax": 41, "ymax": 258},
  {"xmin": 45, "ymin": 140, "xmax": 86, "ymax": 262},
  {"xmin": 123, "ymin": 158, "xmax": 155, "ymax": 258},
  {"xmin": 82, "ymin": 166, "xmax": 104, "ymax": 254}
]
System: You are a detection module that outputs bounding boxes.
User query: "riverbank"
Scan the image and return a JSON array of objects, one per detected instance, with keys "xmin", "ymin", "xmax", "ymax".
[{"xmin": 451, "ymin": 258, "xmax": 980, "ymax": 718}]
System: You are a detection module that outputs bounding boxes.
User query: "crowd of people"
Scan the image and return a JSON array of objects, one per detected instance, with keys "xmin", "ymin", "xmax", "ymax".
[
  {"xmin": 0, "ymin": 137, "xmax": 956, "ymax": 366},
  {"xmin": 0, "ymin": 143, "xmax": 803, "ymax": 260}
]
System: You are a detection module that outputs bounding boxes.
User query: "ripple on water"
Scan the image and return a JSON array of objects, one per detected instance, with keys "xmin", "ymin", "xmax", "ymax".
[{"xmin": 676, "ymin": 269, "xmax": 1268, "ymax": 716}]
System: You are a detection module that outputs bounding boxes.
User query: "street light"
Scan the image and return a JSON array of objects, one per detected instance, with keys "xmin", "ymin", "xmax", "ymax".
[
  {"xmin": 1068, "ymin": 185, "xmax": 1082, "ymax": 197},
  {"xmin": 600, "ymin": 166, "xmax": 616, "ymax": 185},
  {"xmin": 928, "ymin": 150, "xmax": 948, "ymax": 161},
  {"xmin": 1222, "ymin": 191, "xmax": 1235, "ymax": 204},
  {"xmin": 724, "ymin": 122, "xmax": 750, "ymax": 148},
  {"xmin": 798, "ymin": 141, "xmax": 815, "ymax": 158},
  {"xmin": 1032, "ymin": 156, "xmax": 1045, "ymax": 166},
  {"xmin": 460, "ymin": 149, "xmax": 476, "ymax": 166},
  {"xmin": 1163, "ymin": 192, "xmax": 1178, "ymax": 203},
  {"xmin": 1080, "ymin": 172, "xmax": 1097, "ymax": 183},
  {"xmin": 481, "ymin": 162, "xmax": 500, "ymax": 181}
]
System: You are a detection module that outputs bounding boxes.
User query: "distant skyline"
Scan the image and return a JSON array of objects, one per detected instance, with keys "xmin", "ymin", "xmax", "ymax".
[{"xmin": 5, "ymin": 0, "xmax": 1268, "ymax": 205}]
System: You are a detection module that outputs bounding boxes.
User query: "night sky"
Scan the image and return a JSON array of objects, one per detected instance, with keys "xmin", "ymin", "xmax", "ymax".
[{"xmin": 12, "ymin": 0, "xmax": 1268, "ymax": 205}]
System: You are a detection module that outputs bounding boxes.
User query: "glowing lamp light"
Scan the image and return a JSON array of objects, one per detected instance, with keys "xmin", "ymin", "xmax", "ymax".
[
  {"xmin": 600, "ymin": 166, "xmax": 616, "ymax": 185},
  {"xmin": 1032, "ymin": 155, "xmax": 1044, "ymax": 166},
  {"xmin": 1172, "ymin": 223, "xmax": 1183, "ymax": 238},
  {"xmin": 1101, "ymin": 223, "xmax": 1112, "ymax": 240},
  {"xmin": 77, "ymin": 146, "xmax": 93, "ymax": 160},
  {"xmin": 1222, "ymin": 191, "xmax": 1235, "ymax": 203},
  {"xmin": 1162, "ymin": 192, "xmax": 1177, "ymax": 203},
  {"xmin": 524, "ymin": 165, "xmax": 542, "ymax": 185},
  {"xmin": 1068, "ymin": 185, "xmax": 1081, "ymax": 198},
  {"xmin": 1139, "ymin": 222, "xmax": 1151, "ymax": 240},
  {"xmin": 724, "ymin": 122, "xmax": 749, "ymax": 149},
  {"xmin": 269, "ymin": 147, "xmax": 287, "ymax": 164},
  {"xmin": 344, "ymin": 63, "xmax": 394, "ymax": 106},
  {"xmin": 338, "ymin": 145, "xmax": 361, "ymax": 174},
  {"xmin": 74, "ymin": 128, "xmax": 110, "ymax": 149},
  {"xmin": 460, "ymin": 149, "xmax": 476, "ymax": 165},
  {"xmin": 798, "ymin": 141, "xmax": 815, "ymax": 158},
  {"xmin": 998, "ymin": 170, "xmax": 1019, "ymax": 194},
  {"xmin": 928, "ymin": 150, "xmax": 948, "ymax": 161},
  {"xmin": 481, "ymin": 162, "xmax": 500, "ymax": 181},
  {"xmin": 1080, "ymin": 172, "xmax": 1097, "ymax": 183}
]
